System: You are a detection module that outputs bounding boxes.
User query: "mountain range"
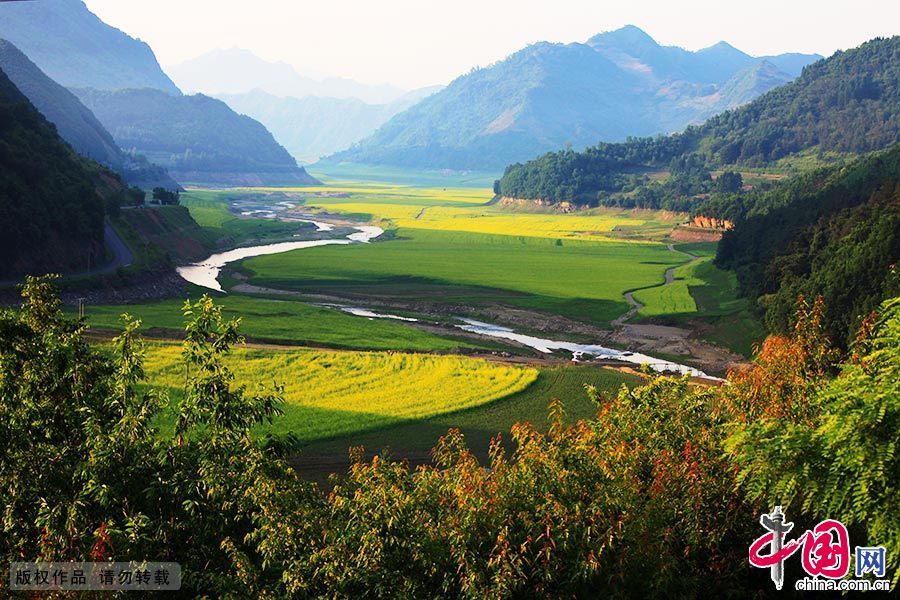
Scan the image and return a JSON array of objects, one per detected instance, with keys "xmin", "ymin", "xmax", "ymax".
[
  {"xmin": 498, "ymin": 37, "xmax": 899, "ymax": 207},
  {"xmin": 0, "ymin": 39, "xmax": 179, "ymax": 190},
  {"xmin": 0, "ymin": 0, "xmax": 317, "ymax": 186},
  {"xmin": 74, "ymin": 87, "xmax": 320, "ymax": 186},
  {"xmin": 0, "ymin": 62, "xmax": 123, "ymax": 278},
  {"xmin": 328, "ymin": 26, "xmax": 821, "ymax": 170},
  {"xmin": 167, "ymin": 48, "xmax": 409, "ymax": 104}
]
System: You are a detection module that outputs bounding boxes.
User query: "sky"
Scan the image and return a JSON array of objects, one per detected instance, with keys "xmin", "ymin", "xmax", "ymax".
[{"xmin": 83, "ymin": 0, "xmax": 899, "ymax": 90}]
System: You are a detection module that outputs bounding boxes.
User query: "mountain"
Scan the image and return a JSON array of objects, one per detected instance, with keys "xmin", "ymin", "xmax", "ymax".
[
  {"xmin": 167, "ymin": 48, "xmax": 405, "ymax": 104},
  {"xmin": 499, "ymin": 37, "xmax": 899, "ymax": 208},
  {"xmin": 0, "ymin": 64, "xmax": 124, "ymax": 278},
  {"xmin": 0, "ymin": 0, "xmax": 180, "ymax": 94},
  {"xmin": 217, "ymin": 86, "xmax": 442, "ymax": 162},
  {"xmin": 0, "ymin": 39, "xmax": 179, "ymax": 190},
  {"xmin": 73, "ymin": 88, "xmax": 320, "ymax": 186},
  {"xmin": 329, "ymin": 26, "xmax": 820, "ymax": 170}
]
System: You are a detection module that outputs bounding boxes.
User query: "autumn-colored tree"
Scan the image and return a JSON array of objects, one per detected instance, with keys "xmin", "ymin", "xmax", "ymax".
[{"xmin": 725, "ymin": 297, "xmax": 900, "ymax": 584}]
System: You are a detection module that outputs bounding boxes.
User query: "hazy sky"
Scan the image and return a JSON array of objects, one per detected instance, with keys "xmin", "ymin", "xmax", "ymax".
[{"xmin": 83, "ymin": 0, "xmax": 899, "ymax": 89}]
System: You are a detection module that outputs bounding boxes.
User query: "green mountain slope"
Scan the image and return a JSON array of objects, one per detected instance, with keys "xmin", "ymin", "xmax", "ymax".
[
  {"xmin": 716, "ymin": 145, "xmax": 900, "ymax": 346},
  {"xmin": 0, "ymin": 39, "xmax": 178, "ymax": 190},
  {"xmin": 499, "ymin": 37, "xmax": 899, "ymax": 206},
  {"xmin": 0, "ymin": 0, "xmax": 180, "ymax": 94},
  {"xmin": 0, "ymin": 65, "xmax": 124, "ymax": 278},
  {"xmin": 74, "ymin": 88, "xmax": 321, "ymax": 186},
  {"xmin": 328, "ymin": 26, "xmax": 819, "ymax": 170}
]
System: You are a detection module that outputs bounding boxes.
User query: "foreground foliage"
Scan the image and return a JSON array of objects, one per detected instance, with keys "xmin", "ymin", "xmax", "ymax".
[{"xmin": 1, "ymin": 278, "xmax": 897, "ymax": 597}]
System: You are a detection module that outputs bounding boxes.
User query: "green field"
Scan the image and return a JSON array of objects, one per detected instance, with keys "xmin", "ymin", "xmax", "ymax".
[
  {"xmin": 139, "ymin": 341, "xmax": 538, "ymax": 444},
  {"xmin": 80, "ymin": 295, "xmax": 491, "ymax": 352},
  {"xmin": 630, "ymin": 242, "xmax": 765, "ymax": 355},
  {"xmin": 87, "ymin": 173, "xmax": 759, "ymax": 468},
  {"xmin": 240, "ymin": 228, "xmax": 684, "ymax": 327}
]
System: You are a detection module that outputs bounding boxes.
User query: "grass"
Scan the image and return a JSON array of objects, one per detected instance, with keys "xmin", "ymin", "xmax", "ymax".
[
  {"xmin": 140, "ymin": 341, "xmax": 539, "ymax": 444},
  {"xmin": 241, "ymin": 228, "xmax": 685, "ymax": 327},
  {"xmin": 299, "ymin": 364, "xmax": 643, "ymax": 458},
  {"xmin": 79, "ymin": 295, "xmax": 490, "ymax": 353}
]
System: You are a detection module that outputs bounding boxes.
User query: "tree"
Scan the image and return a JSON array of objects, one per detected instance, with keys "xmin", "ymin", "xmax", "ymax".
[
  {"xmin": 152, "ymin": 187, "xmax": 180, "ymax": 205},
  {"xmin": 715, "ymin": 171, "xmax": 743, "ymax": 194}
]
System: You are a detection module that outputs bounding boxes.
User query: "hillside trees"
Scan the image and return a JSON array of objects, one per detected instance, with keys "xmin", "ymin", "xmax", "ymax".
[{"xmin": 1, "ymin": 279, "xmax": 898, "ymax": 596}]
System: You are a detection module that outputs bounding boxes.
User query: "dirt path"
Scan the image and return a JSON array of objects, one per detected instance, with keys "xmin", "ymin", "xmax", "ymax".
[{"xmin": 613, "ymin": 243, "xmax": 700, "ymax": 327}]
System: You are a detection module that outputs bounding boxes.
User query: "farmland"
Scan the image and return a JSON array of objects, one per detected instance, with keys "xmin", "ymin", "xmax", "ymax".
[
  {"xmin": 298, "ymin": 363, "xmax": 643, "ymax": 459},
  {"xmin": 240, "ymin": 228, "xmax": 685, "ymax": 327},
  {"xmin": 139, "ymin": 341, "xmax": 539, "ymax": 444},
  {"xmin": 84, "ymin": 173, "xmax": 756, "ymax": 460}
]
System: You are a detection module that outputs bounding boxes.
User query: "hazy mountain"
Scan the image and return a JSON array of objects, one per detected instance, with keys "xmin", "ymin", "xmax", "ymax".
[
  {"xmin": 167, "ymin": 48, "xmax": 406, "ymax": 104},
  {"xmin": 0, "ymin": 39, "xmax": 179, "ymax": 190},
  {"xmin": 73, "ymin": 88, "xmax": 320, "ymax": 186},
  {"xmin": 330, "ymin": 26, "xmax": 821, "ymax": 170},
  {"xmin": 0, "ymin": 64, "xmax": 124, "ymax": 277},
  {"xmin": 217, "ymin": 86, "xmax": 442, "ymax": 162},
  {"xmin": 0, "ymin": 0, "xmax": 180, "ymax": 94}
]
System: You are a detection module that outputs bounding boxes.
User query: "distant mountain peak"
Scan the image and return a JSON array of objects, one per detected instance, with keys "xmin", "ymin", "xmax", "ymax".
[
  {"xmin": 588, "ymin": 25, "xmax": 659, "ymax": 51},
  {"xmin": 699, "ymin": 40, "xmax": 752, "ymax": 59}
]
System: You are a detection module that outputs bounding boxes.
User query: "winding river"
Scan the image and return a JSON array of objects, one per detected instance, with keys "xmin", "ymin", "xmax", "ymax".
[{"xmin": 176, "ymin": 225, "xmax": 383, "ymax": 292}]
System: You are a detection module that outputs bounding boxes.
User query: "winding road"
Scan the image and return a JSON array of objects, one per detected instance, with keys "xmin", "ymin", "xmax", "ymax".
[
  {"xmin": 612, "ymin": 243, "xmax": 701, "ymax": 327},
  {"xmin": 91, "ymin": 221, "xmax": 135, "ymax": 275}
]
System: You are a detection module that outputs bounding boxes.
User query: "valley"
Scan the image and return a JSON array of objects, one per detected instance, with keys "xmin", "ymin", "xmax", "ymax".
[
  {"xmin": 72, "ymin": 168, "xmax": 755, "ymax": 472},
  {"xmin": 1, "ymin": 3, "xmax": 896, "ymax": 594}
]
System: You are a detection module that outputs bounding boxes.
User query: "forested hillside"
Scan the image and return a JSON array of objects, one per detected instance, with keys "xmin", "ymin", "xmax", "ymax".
[
  {"xmin": 499, "ymin": 37, "xmax": 899, "ymax": 208},
  {"xmin": 0, "ymin": 39, "xmax": 179, "ymax": 190},
  {"xmin": 716, "ymin": 145, "xmax": 900, "ymax": 345},
  {"xmin": 74, "ymin": 88, "xmax": 321, "ymax": 186},
  {"xmin": 0, "ymin": 66, "xmax": 123, "ymax": 278}
]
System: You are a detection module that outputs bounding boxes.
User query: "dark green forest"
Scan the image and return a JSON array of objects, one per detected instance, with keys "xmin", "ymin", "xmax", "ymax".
[
  {"xmin": 0, "ymin": 66, "xmax": 126, "ymax": 278},
  {"xmin": 716, "ymin": 145, "xmax": 900, "ymax": 346},
  {"xmin": 499, "ymin": 37, "xmax": 899, "ymax": 209}
]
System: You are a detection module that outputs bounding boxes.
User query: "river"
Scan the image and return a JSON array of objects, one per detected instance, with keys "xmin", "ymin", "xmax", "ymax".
[
  {"xmin": 176, "ymin": 225, "xmax": 383, "ymax": 292},
  {"xmin": 455, "ymin": 318, "xmax": 719, "ymax": 379}
]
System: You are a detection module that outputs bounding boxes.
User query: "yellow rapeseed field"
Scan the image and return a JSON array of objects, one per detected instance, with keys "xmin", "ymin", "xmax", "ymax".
[{"xmin": 141, "ymin": 342, "xmax": 538, "ymax": 443}]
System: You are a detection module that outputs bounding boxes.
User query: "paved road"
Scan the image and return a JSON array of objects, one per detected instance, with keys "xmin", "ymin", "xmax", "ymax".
[{"xmin": 90, "ymin": 220, "xmax": 134, "ymax": 275}]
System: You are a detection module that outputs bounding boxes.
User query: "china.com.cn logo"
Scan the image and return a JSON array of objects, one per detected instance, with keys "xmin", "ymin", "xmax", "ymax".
[{"xmin": 749, "ymin": 506, "xmax": 891, "ymax": 592}]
